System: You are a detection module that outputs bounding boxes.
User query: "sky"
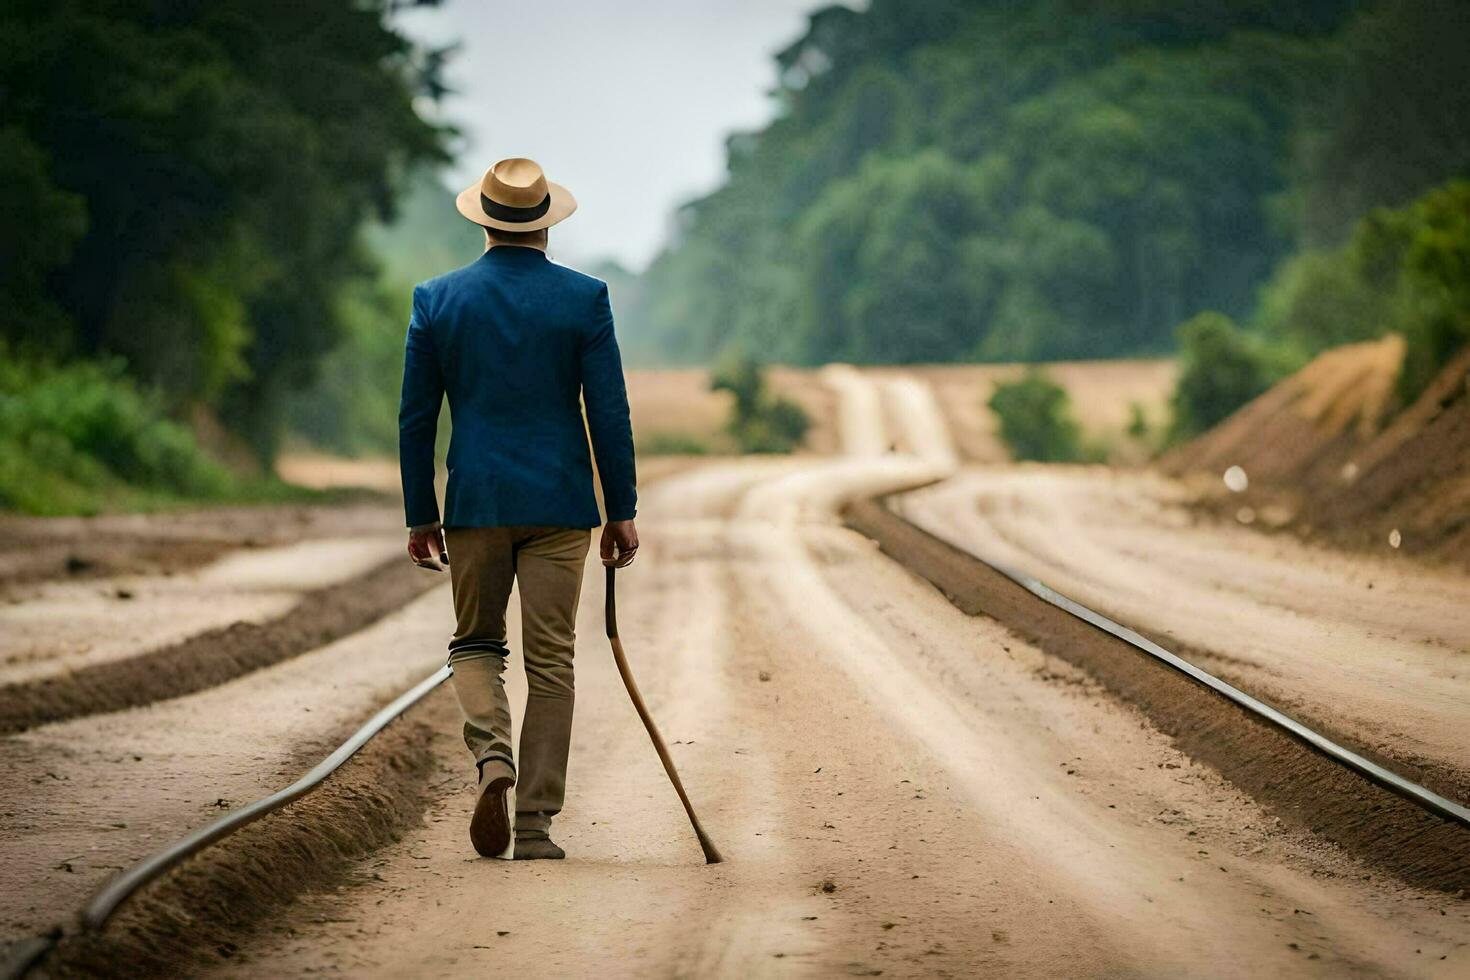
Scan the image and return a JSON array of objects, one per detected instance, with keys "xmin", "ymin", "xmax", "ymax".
[{"xmin": 395, "ymin": 0, "xmax": 827, "ymax": 272}]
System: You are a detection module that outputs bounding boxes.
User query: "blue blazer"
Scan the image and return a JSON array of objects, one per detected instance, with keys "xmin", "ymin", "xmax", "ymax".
[{"xmin": 398, "ymin": 245, "xmax": 637, "ymax": 530}]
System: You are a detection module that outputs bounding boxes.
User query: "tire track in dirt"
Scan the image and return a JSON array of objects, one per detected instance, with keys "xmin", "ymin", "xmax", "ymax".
[
  {"xmin": 715, "ymin": 371, "xmax": 1462, "ymax": 973},
  {"xmin": 861, "ymin": 382, "xmax": 1470, "ymax": 892},
  {"xmin": 0, "ymin": 502, "xmax": 400, "ymax": 598}
]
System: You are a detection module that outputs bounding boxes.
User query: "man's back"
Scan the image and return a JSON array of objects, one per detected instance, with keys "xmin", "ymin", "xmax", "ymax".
[
  {"xmin": 398, "ymin": 244, "xmax": 637, "ymax": 530},
  {"xmin": 400, "ymin": 157, "xmax": 638, "ymax": 862}
]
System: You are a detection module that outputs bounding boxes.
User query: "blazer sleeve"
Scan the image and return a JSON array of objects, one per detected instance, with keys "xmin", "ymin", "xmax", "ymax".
[
  {"xmin": 580, "ymin": 284, "xmax": 638, "ymax": 522},
  {"xmin": 398, "ymin": 284, "xmax": 445, "ymax": 528}
]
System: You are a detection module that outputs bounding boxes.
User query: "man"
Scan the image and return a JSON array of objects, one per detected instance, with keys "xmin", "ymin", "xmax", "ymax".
[{"xmin": 398, "ymin": 157, "xmax": 638, "ymax": 861}]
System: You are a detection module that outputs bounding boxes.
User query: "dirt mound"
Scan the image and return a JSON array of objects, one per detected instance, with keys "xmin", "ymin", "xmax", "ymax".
[
  {"xmin": 0, "ymin": 557, "xmax": 438, "ymax": 733},
  {"xmin": 1164, "ymin": 337, "xmax": 1470, "ymax": 568},
  {"xmin": 0, "ymin": 502, "xmax": 402, "ymax": 598},
  {"xmin": 1316, "ymin": 346, "xmax": 1470, "ymax": 559},
  {"xmin": 30, "ymin": 692, "xmax": 453, "ymax": 979}
]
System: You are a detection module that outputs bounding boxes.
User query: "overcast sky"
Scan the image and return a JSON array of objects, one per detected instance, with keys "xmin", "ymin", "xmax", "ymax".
[{"xmin": 395, "ymin": 0, "xmax": 825, "ymax": 271}]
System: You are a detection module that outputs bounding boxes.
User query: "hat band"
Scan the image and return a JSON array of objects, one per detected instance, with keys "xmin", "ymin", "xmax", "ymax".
[{"xmin": 480, "ymin": 191, "xmax": 551, "ymax": 224}]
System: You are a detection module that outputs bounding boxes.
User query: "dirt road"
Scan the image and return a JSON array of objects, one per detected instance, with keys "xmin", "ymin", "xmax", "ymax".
[
  {"xmin": 173, "ymin": 369, "xmax": 1465, "ymax": 977},
  {"xmin": 891, "ymin": 469, "xmax": 1470, "ymax": 801}
]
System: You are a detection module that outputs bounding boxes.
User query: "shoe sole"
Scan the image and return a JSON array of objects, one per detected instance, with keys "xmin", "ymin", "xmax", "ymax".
[{"xmin": 470, "ymin": 776, "xmax": 515, "ymax": 859}]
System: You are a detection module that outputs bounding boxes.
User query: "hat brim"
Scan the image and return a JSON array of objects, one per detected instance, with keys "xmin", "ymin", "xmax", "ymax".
[{"xmin": 456, "ymin": 179, "xmax": 577, "ymax": 232}]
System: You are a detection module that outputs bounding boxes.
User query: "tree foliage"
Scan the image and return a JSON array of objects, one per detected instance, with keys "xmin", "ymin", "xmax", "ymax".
[
  {"xmin": 626, "ymin": 0, "xmax": 1468, "ymax": 395},
  {"xmin": 628, "ymin": 0, "xmax": 1360, "ymax": 366},
  {"xmin": 1294, "ymin": 0, "xmax": 1470, "ymax": 244},
  {"xmin": 1252, "ymin": 179, "xmax": 1470, "ymax": 403},
  {"xmin": 0, "ymin": 0, "xmax": 449, "ymax": 460},
  {"xmin": 1167, "ymin": 312, "xmax": 1277, "ymax": 441},
  {"xmin": 987, "ymin": 370, "xmax": 1087, "ymax": 463},
  {"xmin": 710, "ymin": 355, "xmax": 810, "ymax": 453},
  {"xmin": 0, "ymin": 342, "xmax": 231, "ymax": 513},
  {"xmin": 287, "ymin": 168, "xmax": 480, "ymax": 456},
  {"xmin": 1164, "ymin": 0, "xmax": 1470, "ymax": 434}
]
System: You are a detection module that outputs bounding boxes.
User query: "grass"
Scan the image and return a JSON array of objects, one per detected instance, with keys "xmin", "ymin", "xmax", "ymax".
[
  {"xmin": 636, "ymin": 431, "xmax": 715, "ymax": 456},
  {"xmin": 0, "ymin": 348, "xmax": 331, "ymax": 516}
]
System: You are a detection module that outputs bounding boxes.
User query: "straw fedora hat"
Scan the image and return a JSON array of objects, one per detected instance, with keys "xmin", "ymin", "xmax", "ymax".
[{"xmin": 456, "ymin": 157, "xmax": 577, "ymax": 232}]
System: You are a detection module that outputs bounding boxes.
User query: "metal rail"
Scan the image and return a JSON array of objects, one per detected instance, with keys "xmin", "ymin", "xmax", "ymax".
[
  {"xmin": 3, "ymin": 665, "xmax": 451, "ymax": 978},
  {"xmin": 900, "ymin": 510, "xmax": 1470, "ymax": 830}
]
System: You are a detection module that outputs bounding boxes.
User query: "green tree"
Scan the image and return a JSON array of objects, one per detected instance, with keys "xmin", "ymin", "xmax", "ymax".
[
  {"xmin": 1247, "ymin": 180, "xmax": 1470, "ymax": 403},
  {"xmin": 1296, "ymin": 0, "xmax": 1470, "ymax": 244},
  {"xmin": 710, "ymin": 355, "xmax": 810, "ymax": 453},
  {"xmin": 630, "ymin": 0, "xmax": 1356, "ymax": 367},
  {"xmin": 987, "ymin": 369, "xmax": 1087, "ymax": 463},
  {"xmin": 1366, "ymin": 181, "xmax": 1470, "ymax": 400},
  {"xmin": 1254, "ymin": 248, "xmax": 1390, "ymax": 359},
  {"xmin": 1167, "ymin": 312, "xmax": 1275, "ymax": 441},
  {"xmin": 0, "ymin": 128, "xmax": 88, "ymax": 350},
  {"xmin": 0, "ymin": 0, "xmax": 450, "ymax": 461},
  {"xmin": 288, "ymin": 169, "xmax": 481, "ymax": 456}
]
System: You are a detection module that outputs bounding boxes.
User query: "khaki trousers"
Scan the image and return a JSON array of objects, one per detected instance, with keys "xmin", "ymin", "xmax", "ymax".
[{"xmin": 444, "ymin": 525, "xmax": 591, "ymax": 837}]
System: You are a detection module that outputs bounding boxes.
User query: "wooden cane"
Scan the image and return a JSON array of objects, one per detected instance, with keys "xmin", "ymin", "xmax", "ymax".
[{"xmin": 605, "ymin": 565, "xmax": 724, "ymax": 864}]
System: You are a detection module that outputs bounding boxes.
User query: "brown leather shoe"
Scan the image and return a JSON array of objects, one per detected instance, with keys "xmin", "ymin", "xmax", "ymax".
[{"xmin": 470, "ymin": 775, "xmax": 514, "ymax": 858}]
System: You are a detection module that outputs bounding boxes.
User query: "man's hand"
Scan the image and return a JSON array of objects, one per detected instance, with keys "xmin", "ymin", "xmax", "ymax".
[
  {"xmin": 408, "ymin": 522, "xmax": 449, "ymax": 571},
  {"xmin": 600, "ymin": 519, "xmax": 638, "ymax": 567}
]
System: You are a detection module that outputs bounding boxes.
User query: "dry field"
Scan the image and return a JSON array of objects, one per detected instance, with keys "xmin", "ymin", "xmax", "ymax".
[{"xmin": 626, "ymin": 359, "xmax": 1176, "ymax": 461}]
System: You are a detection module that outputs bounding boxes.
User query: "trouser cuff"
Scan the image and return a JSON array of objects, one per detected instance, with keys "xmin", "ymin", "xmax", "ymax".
[
  {"xmin": 516, "ymin": 810, "xmax": 552, "ymax": 836},
  {"xmin": 477, "ymin": 755, "xmax": 515, "ymax": 785}
]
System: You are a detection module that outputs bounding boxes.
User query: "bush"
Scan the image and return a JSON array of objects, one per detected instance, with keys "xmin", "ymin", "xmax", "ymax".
[
  {"xmin": 1166, "ymin": 312, "xmax": 1276, "ymax": 442},
  {"xmin": 637, "ymin": 431, "xmax": 712, "ymax": 456},
  {"xmin": 1126, "ymin": 401, "xmax": 1151, "ymax": 440},
  {"xmin": 987, "ymin": 369, "xmax": 1088, "ymax": 463},
  {"xmin": 710, "ymin": 355, "xmax": 810, "ymax": 454},
  {"xmin": 1367, "ymin": 180, "xmax": 1470, "ymax": 401},
  {"xmin": 0, "ymin": 348, "xmax": 234, "ymax": 513},
  {"xmin": 1250, "ymin": 179, "xmax": 1470, "ymax": 404},
  {"xmin": 1255, "ymin": 248, "xmax": 1390, "ymax": 358}
]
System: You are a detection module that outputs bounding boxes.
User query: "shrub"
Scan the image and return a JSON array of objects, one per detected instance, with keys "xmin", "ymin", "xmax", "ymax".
[
  {"xmin": 1166, "ymin": 312, "xmax": 1276, "ymax": 442},
  {"xmin": 710, "ymin": 355, "xmax": 810, "ymax": 454},
  {"xmin": 1367, "ymin": 180, "xmax": 1470, "ymax": 401},
  {"xmin": 1126, "ymin": 401, "xmax": 1150, "ymax": 440},
  {"xmin": 0, "ymin": 347, "xmax": 233, "ymax": 512},
  {"xmin": 637, "ymin": 431, "xmax": 712, "ymax": 456},
  {"xmin": 1255, "ymin": 248, "xmax": 1389, "ymax": 358},
  {"xmin": 987, "ymin": 369, "xmax": 1087, "ymax": 463},
  {"xmin": 1250, "ymin": 179, "xmax": 1470, "ymax": 404}
]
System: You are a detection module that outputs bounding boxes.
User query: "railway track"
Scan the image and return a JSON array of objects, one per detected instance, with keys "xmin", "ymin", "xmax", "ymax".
[{"xmin": 4, "ymin": 483, "xmax": 1467, "ymax": 975}]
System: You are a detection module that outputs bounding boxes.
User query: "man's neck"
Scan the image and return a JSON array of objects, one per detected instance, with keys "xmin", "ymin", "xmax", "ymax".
[{"xmin": 485, "ymin": 239, "xmax": 548, "ymax": 253}]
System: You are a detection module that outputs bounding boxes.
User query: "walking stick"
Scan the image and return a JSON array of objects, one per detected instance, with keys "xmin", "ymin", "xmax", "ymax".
[{"xmin": 604, "ymin": 565, "xmax": 724, "ymax": 864}]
